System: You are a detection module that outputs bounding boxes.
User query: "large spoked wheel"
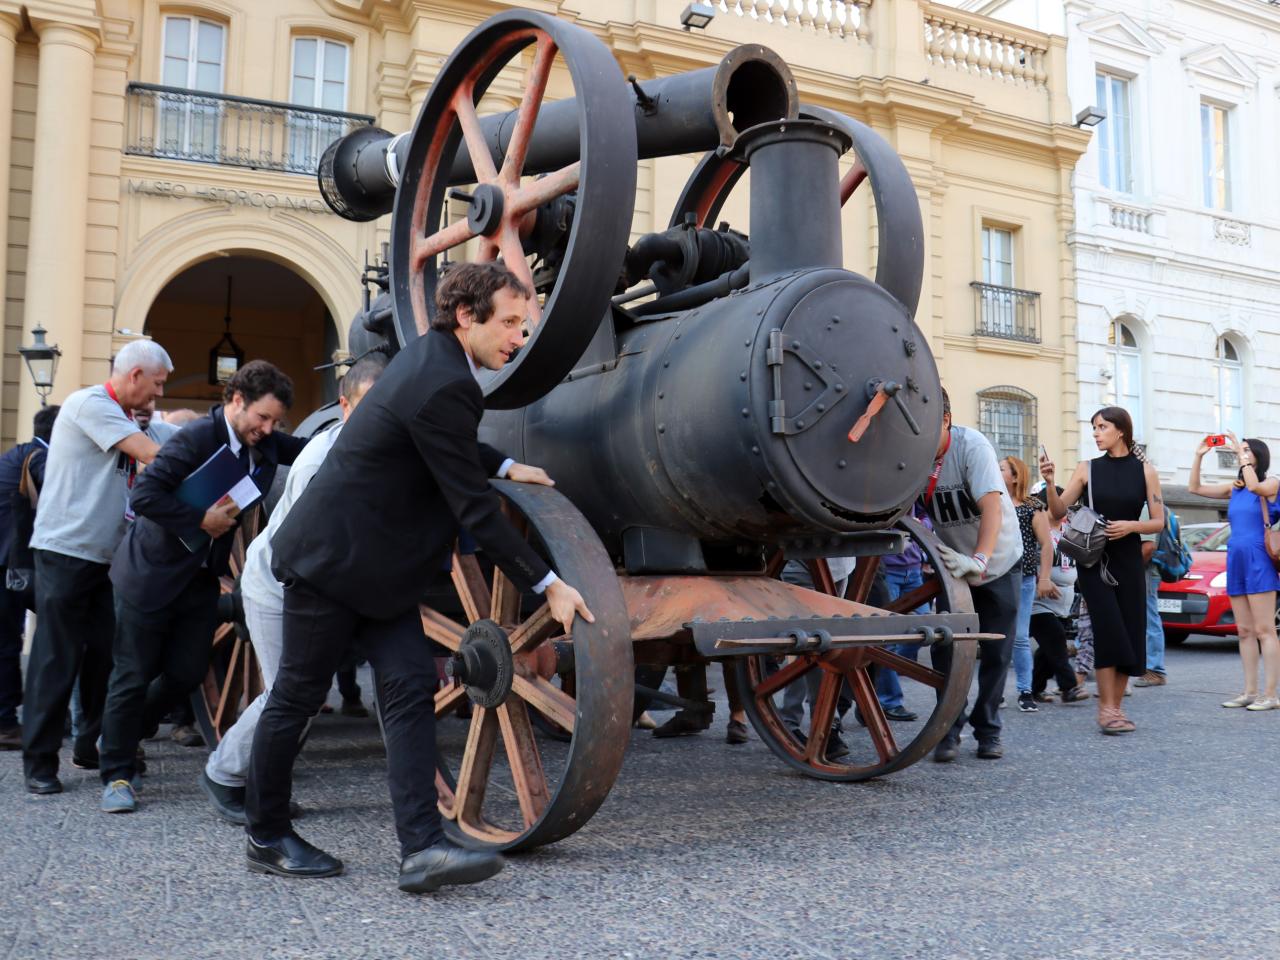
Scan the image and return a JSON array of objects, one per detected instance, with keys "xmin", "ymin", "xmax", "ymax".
[
  {"xmin": 390, "ymin": 10, "xmax": 637, "ymax": 408},
  {"xmin": 191, "ymin": 508, "xmax": 264, "ymax": 748},
  {"xmin": 421, "ymin": 480, "xmax": 632, "ymax": 852},
  {"xmin": 735, "ymin": 517, "xmax": 976, "ymax": 781},
  {"xmin": 669, "ymin": 104, "xmax": 924, "ymax": 315}
]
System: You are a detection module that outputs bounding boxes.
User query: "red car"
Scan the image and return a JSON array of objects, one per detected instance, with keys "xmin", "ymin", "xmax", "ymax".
[{"xmin": 1157, "ymin": 524, "xmax": 1280, "ymax": 644}]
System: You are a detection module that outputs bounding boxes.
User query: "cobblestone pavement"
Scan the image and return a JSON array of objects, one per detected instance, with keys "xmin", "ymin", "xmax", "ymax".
[{"xmin": 2, "ymin": 636, "xmax": 1276, "ymax": 960}]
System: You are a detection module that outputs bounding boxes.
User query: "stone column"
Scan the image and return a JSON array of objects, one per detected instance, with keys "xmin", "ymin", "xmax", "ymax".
[
  {"xmin": 0, "ymin": 11, "xmax": 20, "ymax": 437},
  {"xmin": 17, "ymin": 21, "xmax": 97, "ymax": 435}
]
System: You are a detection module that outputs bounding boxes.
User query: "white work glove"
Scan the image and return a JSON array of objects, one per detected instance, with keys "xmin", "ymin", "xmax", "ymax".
[{"xmin": 936, "ymin": 544, "xmax": 987, "ymax": 584}]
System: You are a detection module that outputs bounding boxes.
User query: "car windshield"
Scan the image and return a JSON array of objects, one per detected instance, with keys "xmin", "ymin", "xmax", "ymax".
[{"xmin": 1197, "ymin": 525, "xmax": 1231, "ymax": 552}]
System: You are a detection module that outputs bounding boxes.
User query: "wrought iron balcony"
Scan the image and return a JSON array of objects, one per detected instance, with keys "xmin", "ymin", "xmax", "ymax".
[
  {"xmin": 970, "ymin": 281, "xmax": 1041, "ymax": 343},
  {"xmin": 124, "ymin": 82, "xmax": 376, "ymax": 176}
]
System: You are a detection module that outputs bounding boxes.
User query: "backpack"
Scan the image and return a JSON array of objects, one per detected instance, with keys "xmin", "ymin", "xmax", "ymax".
[{"xmin": 1152, "ymin": 508, "xmax": 1192, "ymax": 583}]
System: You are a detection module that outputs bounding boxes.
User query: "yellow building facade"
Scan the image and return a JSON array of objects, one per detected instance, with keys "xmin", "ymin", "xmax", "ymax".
[{"xmin": 0, "ymin": 0, "xmax": 1088, "ymax": 464}]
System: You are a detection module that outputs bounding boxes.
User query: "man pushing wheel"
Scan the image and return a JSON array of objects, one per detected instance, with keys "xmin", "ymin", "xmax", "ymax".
[{"xmin": 244, "ymin": 261, "xmax": 593, "ymax": 893}]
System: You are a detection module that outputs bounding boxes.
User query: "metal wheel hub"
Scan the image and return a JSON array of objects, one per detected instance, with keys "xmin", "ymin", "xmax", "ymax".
[
  {"xmin": 450, "ymin": 618, "xmax": 514, "ymax": 708},
  {"xmin": 466, "ymin": 183, "xmax": 506, "ymax": 236}
]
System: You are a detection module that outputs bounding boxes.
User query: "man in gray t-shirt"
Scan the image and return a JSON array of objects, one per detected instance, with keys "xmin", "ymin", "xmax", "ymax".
[
  {"xmin": 21, "ymin": 339, "xmax": 172, "ymax": 794},
  {"xmin": 922, "ymin": 389, "xmax": 1022, "ymax": 762}
]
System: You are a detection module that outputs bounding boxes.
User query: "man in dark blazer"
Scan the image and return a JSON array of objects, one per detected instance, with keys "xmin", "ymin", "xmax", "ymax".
[
  {"xmin": 244, "ymin": 261, "xmax": 593, "ymax": 893},
  {"xmin": 98, "ymin": 360, "xmax": 307, "ymax": 813}
]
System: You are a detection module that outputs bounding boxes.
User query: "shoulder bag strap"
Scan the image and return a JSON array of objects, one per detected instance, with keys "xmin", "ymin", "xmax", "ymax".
[
  {"xmin": 1087, "ymin": 459, "xmax": 1094, "ymax": 511},
  {"xmin": 18, "ymin": 451, "xmax": 36, "ymax": 509}
]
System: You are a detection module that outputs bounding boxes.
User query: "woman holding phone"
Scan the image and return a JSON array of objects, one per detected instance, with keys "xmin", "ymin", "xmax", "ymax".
[
  {"xmin": 1039, "ymin": 407, "xmax": 1164, "ymax": 734},
  {"xmin": 1188, "ymin": 433, "xmax": 1280, "ymax": 710}
]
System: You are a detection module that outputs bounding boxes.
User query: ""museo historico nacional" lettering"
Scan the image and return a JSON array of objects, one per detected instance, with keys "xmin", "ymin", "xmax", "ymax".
[{"xmin": 126, "ymin": 179, "xmax": 333, "ymax": 215}]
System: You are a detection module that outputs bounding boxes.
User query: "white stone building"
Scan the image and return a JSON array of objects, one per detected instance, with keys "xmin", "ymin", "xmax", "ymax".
[{"xmin": 953, "ymin": 0, "xmax": 1280, "ymax": 506}]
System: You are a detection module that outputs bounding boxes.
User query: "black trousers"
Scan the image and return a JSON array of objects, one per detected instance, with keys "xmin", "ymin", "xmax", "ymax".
[
  {"xmin": 1031, "ymin": 612, "xmax": 1078, "ymax": 695},
  {"xmin": 99, "ymin": 572, "xmax": 218, "ymax": 783},
  {"xmin": 0, "ymin": 568, "xmax": 27, "ymax": 728},
  {"xmin": 931, "ymin": 566, "xmax": 1019, "ymax": 745},
  {"xmin": 246, "ymin": 579, "xmax": 441, "ymax": 858},
  {"xmin": 21, "ymin": 550, "xmax": 114, "ymax": 778}
]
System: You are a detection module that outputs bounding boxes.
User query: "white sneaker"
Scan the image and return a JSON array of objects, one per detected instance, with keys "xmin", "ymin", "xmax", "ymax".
[
  {"xmin": 1246, "ymin": 697, "xmax": 1280, "ymax": 712},
  {"xmin": 1222, "ymin": 693, "xmax": 1257, "ymax": 708}
]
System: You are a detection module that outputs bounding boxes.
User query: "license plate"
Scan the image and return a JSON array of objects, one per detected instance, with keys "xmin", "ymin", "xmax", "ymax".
[{"xmin": 1157, "ymin": 598, "xmax": 1182, "ymax": 613}]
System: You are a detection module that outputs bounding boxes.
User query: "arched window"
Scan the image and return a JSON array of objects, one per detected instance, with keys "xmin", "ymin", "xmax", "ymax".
[
  {"xmin": 1107, "ymin": 319, "xmax": 1143, "ymax": 440},
  {"xmin": 978, "ymin": 386, "xmax": 1038, "ymax": 466},
  {"xmin": 1213, "ymin": 335, "xmax": 1243, "ymax": 436}
]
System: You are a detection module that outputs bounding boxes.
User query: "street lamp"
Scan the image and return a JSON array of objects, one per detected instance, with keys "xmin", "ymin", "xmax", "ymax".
[
  {"xmin": 680, "ymin": 3, "xmax": 716, "ymax": 30},
  {"xmin": 18, "ymin": 324, "xmax": 61, "ymax": 408},
  {"xmin": 1074, "ymin": 105, "xmax": 1107, "ymax": 128}
]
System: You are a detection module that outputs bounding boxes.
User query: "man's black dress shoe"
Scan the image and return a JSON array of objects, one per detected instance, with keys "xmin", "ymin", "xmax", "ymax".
[
  {"xmin": 201, "ymin": 770, "xmax": 246, "ymax": 825},
  {"xmin": 246, "ymin": 832, "xmax": 343, "ymax": 878},
  {"xmin": 932, "ymin": 738, "xmax": 959, "ymax": 763},
  {"xmin": 26, "ymin": 775, "xmax": 63, "ymax": 795},
  {"xmin": 398, "ymin": 839, "xmax": 505, "ymax": 893},
  {"xmin": 884, "ymin": 705, "xmax": 918, "ymax": 722}
]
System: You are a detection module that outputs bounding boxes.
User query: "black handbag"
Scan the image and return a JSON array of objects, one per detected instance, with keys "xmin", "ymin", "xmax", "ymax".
[{"xmin": 1059, "ymin": 460, "xmax": 1115, "ymax": 585}]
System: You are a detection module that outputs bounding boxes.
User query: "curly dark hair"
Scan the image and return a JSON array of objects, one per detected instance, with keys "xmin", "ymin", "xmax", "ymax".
[
  {"xmin": 223, "ymin": 359, "xmax": 294, "ymax": 409},
  {"xmin": 431, "ymin": 261, "xmax": 533, "ymax": 332}
]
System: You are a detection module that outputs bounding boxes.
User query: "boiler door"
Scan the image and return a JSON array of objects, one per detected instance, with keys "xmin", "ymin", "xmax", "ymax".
[{"xmin": 771, "ymin": 276, "xmax": 942, "ymax": 519}]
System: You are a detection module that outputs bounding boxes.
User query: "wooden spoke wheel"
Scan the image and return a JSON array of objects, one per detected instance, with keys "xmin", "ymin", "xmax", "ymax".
[
  {"xmin": 425, "ymin": 479, "xmax": 632, "ymax": 852},
  {"xmin": 389, "ymin": 10, "xmax": 637, "ymax": 409},
  {"xmin": 191, "ymin": 507, "xmax": 264, "ymax": 748},
  {"xmin": 734, "ymin": 517, "xmax": 976, "ymax": 781},
  {"xmin": 668, "ymin": 103, "xmax": 924, "ymax": 316}
]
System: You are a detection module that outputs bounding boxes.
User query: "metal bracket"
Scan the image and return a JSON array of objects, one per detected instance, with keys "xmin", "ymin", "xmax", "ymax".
[
  {"xmin": 766, "ymin": 330, "xmax": 846, "ymax": 435},
  {"xmin": 689, "ymin": 610, "xmax": 982, "ymax": 659}
]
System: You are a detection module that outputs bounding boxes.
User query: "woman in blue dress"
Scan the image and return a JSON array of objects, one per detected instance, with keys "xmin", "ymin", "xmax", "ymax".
[{"xmin": 1189, "ymin": 434, "xmax": 1280, "ymax": 710}]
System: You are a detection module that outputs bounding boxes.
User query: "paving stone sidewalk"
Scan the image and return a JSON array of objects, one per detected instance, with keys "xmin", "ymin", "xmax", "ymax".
[{"xmin": 1, "ymin": 638, "xmax": 1275, "ymax": 960}]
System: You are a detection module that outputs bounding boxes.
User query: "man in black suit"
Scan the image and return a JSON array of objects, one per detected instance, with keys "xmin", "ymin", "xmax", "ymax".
[
  {"xmin": 98, "ymin": 361, "xmax": 307, "ymax": 813},
  {"xmin": 245, "ymin": 261, "xmax": 593, "ymax": 893}
]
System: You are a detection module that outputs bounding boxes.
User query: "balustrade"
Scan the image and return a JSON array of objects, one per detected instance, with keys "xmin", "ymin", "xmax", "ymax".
[
  {"xmin": 922, "ymin": 6, "xmax": 1048, "ymax": 87},
  {"xmin": 715, "ymin": 0, "xmax": 872, "ymax": 42}
]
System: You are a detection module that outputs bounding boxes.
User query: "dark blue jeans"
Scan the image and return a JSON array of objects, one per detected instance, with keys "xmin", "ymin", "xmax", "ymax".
[{"xmin": 930, "ymin": 567, "xmax": 1020, "ymax": 745}]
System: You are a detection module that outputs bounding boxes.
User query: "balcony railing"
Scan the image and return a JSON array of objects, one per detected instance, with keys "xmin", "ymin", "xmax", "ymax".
[
  {"xmin": 124, "ymin": 82, "xmax": 376, "ymax": 176},
  {"xmin": 970, "ymin": 281, "xmax": 1040, "ymax": 343}
]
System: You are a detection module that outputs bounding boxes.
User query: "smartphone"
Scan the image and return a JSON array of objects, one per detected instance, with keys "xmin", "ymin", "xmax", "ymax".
[
  {"xmin": 1205, "ymin": 435, "xmax": 1227, "ymax": 448},
  {"xmin": 1039, "ymin": 443, "xmax": 1049, "ymax": 462}
]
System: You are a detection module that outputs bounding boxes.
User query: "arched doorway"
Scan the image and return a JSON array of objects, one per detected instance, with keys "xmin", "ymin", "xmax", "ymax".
[{"xmin": 143, "ymin": 255, "xmax": 341, "ymax": 419}]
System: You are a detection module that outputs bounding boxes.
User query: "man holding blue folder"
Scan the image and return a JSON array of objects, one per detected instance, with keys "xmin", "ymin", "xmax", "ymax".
[{"xmin": 98, "ymin": 360, "xmax": 307, "ymax": 813}]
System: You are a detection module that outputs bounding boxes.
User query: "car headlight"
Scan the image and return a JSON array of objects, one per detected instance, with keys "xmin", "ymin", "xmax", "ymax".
[{"xmin": 1210, "ymin": 572, "xmax": 1227, "ymax": 589}]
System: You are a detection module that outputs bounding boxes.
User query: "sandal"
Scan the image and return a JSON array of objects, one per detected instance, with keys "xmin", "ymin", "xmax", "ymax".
[
  {"xmin": 1222, "ymin": 693, "xmax": 1257, "ymax": 708},
  {"xmin": 1097, "ymin": 706, "xmax": 1135, "ymax": 735},
  {"xmin": 1062, "ymin": 685, "xmax": 1090, "ymax": 703}
]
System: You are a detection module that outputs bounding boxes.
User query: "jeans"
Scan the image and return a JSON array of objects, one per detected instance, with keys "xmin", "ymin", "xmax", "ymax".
[
  {"xmin": 99, "ymin": 572, "xmax": 218, "ymax": 783},
  {"xmin": 206, "ymin": 593, "xmax": 285, "ymax": 788},
  {"xmin": 1145, "ymin": 568, "xmax": 1165, "ymax": 676},
  {"xmin": 1013, "ymin": 574, "xmax": 1036, "ymax": 694},
  {"xmin": 778, "ymin": 562, "xmax": 850, "ymax": 729},
  {"xmin": 246, "ymin": 580, "xmax": 442, "ymax": 858},
  {"xmin": 874, "ymin": 565, "xmax": 927, "ymax": 710},
  {"xmin": 22, "ymin": 551, "xmax": 115, "ymax": 779},
  {"xmin": 1031, "ymin": 613, "xmax": 1077, "ymax": 694},
  {"xmin": 931, "ymin": 567, "xmax": 1019, "ymax": 745}
]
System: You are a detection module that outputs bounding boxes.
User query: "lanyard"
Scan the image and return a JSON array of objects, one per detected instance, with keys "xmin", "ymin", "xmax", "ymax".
[
  {"xmin": 923, "ymin": 430, "xmax": 952, "ymax": 505},
  {"xmin": 105, "ymin": 381, "xmax": 139, "ymax": 488}
]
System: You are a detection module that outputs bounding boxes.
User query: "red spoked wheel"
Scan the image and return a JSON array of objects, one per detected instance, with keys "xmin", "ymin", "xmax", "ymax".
[
  {"xmin": 191, "ymin": 508, "xmax": 264, "ymax": 748},
  {"xmin": 390, "ymin": 10, "xmax": 637, "ymax": 409},
  {"xmin": 667, "ymin": 104, "xmax": 924, "ymax": 316},
  {"xmin": 735, "ymin": 517, "xmax": 976, "ymax": 781},
  {"xmin": 422, "ymin": 480, "xmax": 633, "ymax": 852}
]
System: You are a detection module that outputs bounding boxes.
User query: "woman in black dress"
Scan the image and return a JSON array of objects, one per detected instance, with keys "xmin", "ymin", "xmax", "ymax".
[{"xmin": 1039, "ymin": 407, "xmax": 1164, "ymax": 734}]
